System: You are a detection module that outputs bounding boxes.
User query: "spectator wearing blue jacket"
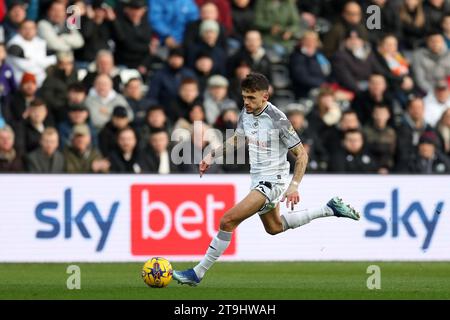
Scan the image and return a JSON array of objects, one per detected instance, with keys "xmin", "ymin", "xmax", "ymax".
[{"xmin": 148, "ymin": 0, "xmax": 199, "ymax": 48}]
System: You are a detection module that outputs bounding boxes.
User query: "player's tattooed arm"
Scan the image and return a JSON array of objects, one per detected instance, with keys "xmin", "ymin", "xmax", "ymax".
[
  {"xmin": 281, "ymin": 143, "xmax": 308, "ymax": 209},
  {"xmin": 200, "ymin": 134, "xmax": 242, "ymax": 177}
]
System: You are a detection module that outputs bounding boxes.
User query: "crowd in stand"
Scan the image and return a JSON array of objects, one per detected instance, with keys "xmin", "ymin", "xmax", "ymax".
[{"xmin": 0, "ymin": 0, "xmax": 450, "ymax": 174}]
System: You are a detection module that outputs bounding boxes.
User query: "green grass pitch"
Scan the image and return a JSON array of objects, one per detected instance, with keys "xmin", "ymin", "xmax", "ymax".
[{"xmin": 1, "ymin": 262, "xmax": 450, "ymax": 299}]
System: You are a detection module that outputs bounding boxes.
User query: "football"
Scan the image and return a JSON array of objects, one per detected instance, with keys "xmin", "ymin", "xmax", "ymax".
[{"xmin": 141, "ymin": 257, "xmax": 173, "ymax": 288}]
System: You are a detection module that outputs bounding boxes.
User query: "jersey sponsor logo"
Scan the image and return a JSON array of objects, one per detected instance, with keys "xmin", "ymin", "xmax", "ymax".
[{"xmin": 130, "ymin": 184, "xmax": 236, "ymax": 255}]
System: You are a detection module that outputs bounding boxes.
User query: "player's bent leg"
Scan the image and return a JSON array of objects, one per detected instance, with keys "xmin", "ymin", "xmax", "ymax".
[
  {"xmin": 259, "ymin": 205, "xmax": 284, "ymax": 235},
  {"xmin": 173, "ymin": 190, "xmax": 267, "ymax": 286}
]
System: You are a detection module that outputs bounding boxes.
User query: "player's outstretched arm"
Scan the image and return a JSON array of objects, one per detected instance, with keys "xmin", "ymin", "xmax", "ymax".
[
  {"xmin": 281, "ymin": 143, "xmax": 309, "ymax": 210},
  {"xmin": 199, "ymin": 133, "xmax": 242, "ymax": 177}
]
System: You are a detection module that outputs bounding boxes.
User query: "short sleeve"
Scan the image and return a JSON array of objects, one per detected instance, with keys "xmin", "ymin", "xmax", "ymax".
[{"xmin": 277, "ymin": 118, "xmax": 302, "ymax": 149}]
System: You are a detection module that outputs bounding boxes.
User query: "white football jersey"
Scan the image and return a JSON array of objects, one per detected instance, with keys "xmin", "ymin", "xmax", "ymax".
[{"xmin": 236, "ymin": 102, "xmax": 302, "ymax": 185}]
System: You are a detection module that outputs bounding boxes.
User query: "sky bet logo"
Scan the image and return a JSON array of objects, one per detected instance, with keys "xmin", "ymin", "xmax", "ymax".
[
  {"xmin": 364, "ymin": 189, "xmax": 444, "ymax": 250},
  {"xmin": 35, "ymin": 189, "xmax": 119, "ymax": 251}
]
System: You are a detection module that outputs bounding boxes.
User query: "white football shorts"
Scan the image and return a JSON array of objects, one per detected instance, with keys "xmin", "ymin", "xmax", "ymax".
[{"xmin": 251, "ymin": 180, "xmax": 287, "ymax": 215}]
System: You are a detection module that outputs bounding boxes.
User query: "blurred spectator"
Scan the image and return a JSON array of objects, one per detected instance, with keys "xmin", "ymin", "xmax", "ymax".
[
  {"xmin": 124, "ymin": 77, "xmax": 150, "ymax": 127},
  {"xmin": 306, "ymin": 88, "xmax": 342, "ymax": 142},
  {"xmin": 323, "ymin": 1, "xmax": 368, "ymax": 58},
  {"xmin": 323, "ymin": 109, "xmax": 361, "ymax": 155},
  {"xmin": 203, "ymin": 75, "xmax": 238, "ymax": 124},
  {"xmin": 172, "ymin": 102, "xmax": 206, "ymax": 141},
  {"xmin": 186, "ymin": 20, "xmax": 227, "ymax": 75},
  {"xmin": 412, "ymin": 32, "xmax": 450, "ymax": 94},
  {"xmin": 329, "ymin": 129, "xmax": 378, "ymax": 173},
  {"xmin": 424, "ymin": 80, "xmax": 450, "ymax": 126},
  {"xmin": 58, "ymin": 103, "xmax": 97, "ymax": 149},
  {"xmin": 7, "ymin": 20, "xmax": 56, "ymax": 87},
  {"xmin": 108, "ymin": 126, "xmax": 142, "ymax": 173},
  {"xmin": 374, "ymin": 34, "xmax": 415, "ymax": 100},
  {"xmin": 196, "ymin": 0, "xmax": 233, "ymax": 35},
  {"xmin": 62, "ymin": 82, "xmax": 87, "ymax": 119},
  {"xmin": 436, "ymin": 108, "xmax": 450, "ymax": 155},
  {"xmin": 37, "ymin": 1, "xmax": 84, "ymax": 54},
  {"xmin": 4, "ymin": 71, "xmax": 37, "ymax": 124},
  {"xmin": 112, "ymin": 0, "xmax": 155, "ymax": 70},
  {"xmin": 25, "ymin": 127, "xmax": 64, "ymax": 172},
  {"xmin": 214, "ymin": 107, "xmax": 239, "ymax": 133},
  {"xmin": 228, "ymin": 30, "xmax": 272, "ymax": 80},
  {"xmin": 363, "ymin": 0, "xmax": 401, "ymax": 45},
  {"xmin": 230, "ymin": 0, "xmax": 255, "ymax": 43},
  {"xmin": 168, "ymin": 77, "xmax": 201, "ymax": 123},
  {"xmin": 399, "ymin": 0, "xmax": 427, "ymax": 50},
  {"xmin": 149, "ymin": 0, "xmax": 199, "ymax": 48},
  {"xmin": 0, "ymin": 124, "xmax": 23, "ymax": 172},
  {"xmin": 14, "ymin": 98, "xmax": 50, "ymax": 153},
  {"xmin": 286, "ymin": 106, "xmax": 329, "ymax": 172},
  {"xmin": 331, "ymin": 29, "xmax": 384, "ymax": 94},
  {"xmin": 3, "ymin": 0, "xmax": 28, "ymax": 42},
  {"xmin": 423, "ymin": 0, "xmax": 450, "ymax": 33},
  {"xmin": 406, "ymin": 131, "xmax": 450, "ymax": 173},
  {"xmin": 363, "ymin": 105, "xmax": 397, "ymax": 172},
  {"xmin": 75, "ymin": 0, "xmax": 118, "ymax": 63},
  {"xmin": 98, "ymin": 105, "xmax": 131, "ymax": 157},
  {"xmin": 184, "ymin": 2, "xmax": 227, "ymax": 50},
  {"xmin": 351, "ymin": 74, "xmax": 394, "ymax": 125},
  {"xmin": 289, "ymin": 30, "xmax": 331, "ymax": 98},
  {"xmin": 140, "ymin": 128, "xmax": 178, "ymax": 173},
  {"xmin": 85, "ymin": 74, "xmax": 132, "ymax": 129},
  {"xmin": 82, "ymin": 50, "xmax": 121, "ymax": 92},
  {"xmin": 228, "ymin": 59, "xmax": 251, "ymax": 106},
  {"xmin": 138, "ymin": 105, "xmax": 172, "ymax": 149},
  {"xmin": 0, "ymin": 43, "xmax": 16, "ymax": 115},
  {"xmin": 395, "ymin": 96, "xmax": 434, "ymax": 170},
  {"xmin": 254, "ymin": 0, "xmax": 304, "ymax": 53},
  {"xmin": 193, "ymin": 51, "xmax": 214, "ymax": 92},
  {"xmin": 63, "ymin": 123, "xmax": 110, "ymax": 173},
  {"xmin": 40, "ymin": 51, "xmax": 78, "ymax": 122},
  {"xmin": 442, "ymin": 14, "xmax": 450, "ymax": 49},
  {"xmin": 147, "ymin": 48, "xmax": 196, "ymax": 108}
]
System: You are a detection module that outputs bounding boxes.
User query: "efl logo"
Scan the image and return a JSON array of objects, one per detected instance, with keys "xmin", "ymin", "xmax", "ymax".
[{"xmin": 131, "ymin": 184, "xmax": 236, "ymax": 255}]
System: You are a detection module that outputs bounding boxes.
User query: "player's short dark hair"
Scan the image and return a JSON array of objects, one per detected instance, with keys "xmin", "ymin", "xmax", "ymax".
[{"xmin": 241, "ymin": 72, "xmax": 269, "ymax": 92}]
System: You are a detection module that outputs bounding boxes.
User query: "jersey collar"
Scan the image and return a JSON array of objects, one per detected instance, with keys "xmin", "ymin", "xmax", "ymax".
[{"xmin": 253, "ymin": 102, "xmax": 269, "ymax": 117}]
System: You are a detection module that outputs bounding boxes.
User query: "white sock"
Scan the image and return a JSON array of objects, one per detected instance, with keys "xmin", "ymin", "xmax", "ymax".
[
  {"xmin": 193, "ymin": 230, "xmax": 232, "ymax": 279},
  {"xmin": 281, "ymin": 206, "xmax": 334, "ymax": 230}
]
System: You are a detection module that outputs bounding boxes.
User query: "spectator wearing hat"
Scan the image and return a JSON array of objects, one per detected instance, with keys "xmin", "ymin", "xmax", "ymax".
[
  {"xmin": 124, "ymin": 77, "xmax": 151, "ymax": 128},
  {"xmin": 7, "ymin": 20, "xmax": 56, "ymax": 88},
  {"xmin": 331, "ymin": 28, "xmax": 384, "ymax": 94},
  {"xmin": 329, "ymin": 128, "xmax": 378, "ymax": 173},
  {"xmin": 85, "ymin": 74, "xmax": 133, "ymax": 130},
  {"xmin": 184, "ymin": 2, "xmax": 228, "ymax": 51},
  {"xmin": 405, "ymin": 131, "xmax": 450, "ymax": 173},
  {"xmin": 424, "ymin": 80, "xmax": 450, "ymax": 127},
  {"xmin": 25, "ymin": 127, "xmax": 64, "ymax": 173},
  {"xmin": 322, "ymin": 1, "xmax": 369, "ymax": 58},
  {"xmin": 412, "ymin": 32, "xmax": 450, "ymax": 94},
  {"xmin": 363, "ymin": 104, "xmax": 397, "ymax": 173},
  {"xmin": 82, "ymin": 50, "xmax": 121, "ymax": 93},
  {"xmin": 98, "ymin": 105, "xmax": 131, "ymax": 157},
  {"xmin": 3, "ymin": 0, "xmax": 28, "ymax": 42},
  {"xmin": 63, "ymin": 123, "xmax": 110, "ymax": 173},
  {"xmin": 108, "ymin": 126, "xmax": 142, "ymax": 173},
  {"xmin": 140, "ymin": 128, "xmax": 178, "ymax": 173},
  {"xmin": 395, "ymin": 96, "xmax": 434, "ymax": 171},
  {"xmin": 40, "ymin": 51, "xmax": 79, "ymax": 122},
  {"xmin": 13, "ymin": 98, "xmax": 52, "ymax": 154},
  {"xmin": 37, "ymin": 1, "xmax": 84, "ymax": 54},
  {"xmin": 168, "ymin": 77, "xmax": 201, "ymax": 123},
  {"xmin": 4, "ymin": 71, "xmax": 37, "ymax": 125},
  {"xmin": 74, "ymin": 0, "xmax": 118, "ymax": 63},
  {"xmin": 111, "ymin": 0, "xmax": 155, "ymax": 69},
  {"xmin": 203, "ymin": 75, "xmax": 238, "ymax": 125},
  {"xmin": 146, "ymin": 47, "xmax": 196, "ymax": 108},
  {"xmin": 186, "ymin": 19, "xmax": 227, "ymax": 75},
  {"xmin": 193, "ymin": 51, "xmax": 214, "ymax": 92},
  {"xmin": 138, "ymin": 105, "xmax": 172, "ymax": 149},
  {"xmin": 58, "ymin": 102, "xmax": 97, "ymax": 150},
  {"xmin": 228, "ymin": 30, "xmax": 272, "ymax": 81},
  {"xmin": 254, "ymin": 0, "xmax": 304, "ymax": 54},
  {"xmin": 0, "ymin": 124, "xmax": 23, "ymax": 172},
  {"xmin": 288, "ymin": 30, "xmax": 330, "ymax": 98},
  {"xmin": 149, "ymin": 0, "xmax": 199, "ymax": 48}
]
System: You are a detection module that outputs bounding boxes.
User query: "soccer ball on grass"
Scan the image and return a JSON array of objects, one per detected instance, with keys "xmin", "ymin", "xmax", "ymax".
[{"xmin": 141, "ymin": 257, "xmax": 173, "ymax": 288}]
